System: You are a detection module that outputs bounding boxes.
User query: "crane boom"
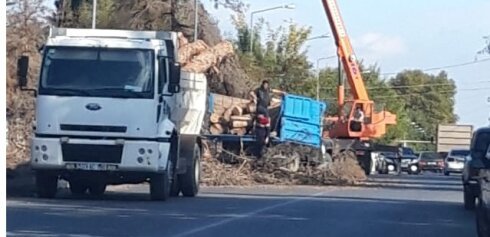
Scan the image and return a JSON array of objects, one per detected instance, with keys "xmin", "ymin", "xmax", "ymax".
[
  {"xmin": 321, "ymin": 0, "xmax": 396, "ymax": 140},
  {"xmin": 321, "ymin": 0, "xmax": 369, "ymax": 104}
]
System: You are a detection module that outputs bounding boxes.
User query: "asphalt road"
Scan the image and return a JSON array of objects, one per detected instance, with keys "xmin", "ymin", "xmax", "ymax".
[{"xmin": 7, "ymin": 173, "xmax": 477, "ymax": 237}]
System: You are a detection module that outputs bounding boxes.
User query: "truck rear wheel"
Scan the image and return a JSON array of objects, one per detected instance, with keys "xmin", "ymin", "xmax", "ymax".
[
  {"xmin": 179, "ymin": 144, "xmax": 200, "ymax": 197},
  {"xmin": 36, "ymin": 172, "xmax": 58, "ymax": 199}
]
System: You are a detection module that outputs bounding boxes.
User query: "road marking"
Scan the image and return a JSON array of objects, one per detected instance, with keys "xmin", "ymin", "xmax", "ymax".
[{"xmin": 171, "ymin": 191, "xmax": 328, "ymax": 237}]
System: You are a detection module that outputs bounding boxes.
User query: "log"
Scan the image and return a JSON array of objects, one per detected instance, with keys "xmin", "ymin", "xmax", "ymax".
[
  {"xmin": 230, "ymin": 120, "xmax": 249, "ymax": 128},
  {"xmin": 230, "ymin": 115, "xmax": 252, "ymax": 121},
  {"xmin": 231, "ymin": 105, "xmax": 242, "ymax": 116},
  {"xmin": 246, "ymin": 102, "xmax": 256, "ymax": 114},
  {"xmin": 223, "ymin": 106, "xmax": 234, "ymax": 122},
  {"xmin": 210, "ymin": 113, "xmax": 221, "ymax": 124},
  {"xmin": 182, "ymin": 41, "xmax": 234, "ymax": 73},
  {"xmin": 230, "ymin": 128, "xmax": 246, "ymax": 136},
  {"xmin": 178, "ymin": 40, "xmax": 209, "ymax": 65},
  {"xmin": 210, "ymin": 123, "xmax": 223, "ymax": 135}
]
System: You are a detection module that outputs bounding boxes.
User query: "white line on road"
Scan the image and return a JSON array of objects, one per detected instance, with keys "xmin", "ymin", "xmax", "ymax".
[{"xmin": 171, "ymin": 191, "xmax": 328, "ymax": 237}]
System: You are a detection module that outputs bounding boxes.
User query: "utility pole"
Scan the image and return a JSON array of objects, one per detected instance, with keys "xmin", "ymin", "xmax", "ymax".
[
  {"xmin": 194, "ymin": 0, "xmax": 199, "ymax": 42},
  {"xmin": 92, "ymin": 0, "xmax": 97, "ymax": 29}
]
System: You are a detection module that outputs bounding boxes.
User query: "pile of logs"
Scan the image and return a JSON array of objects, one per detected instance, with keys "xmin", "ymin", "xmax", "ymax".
[
  {"xmin": 208, "ymin": 93, "xmax": 282, "ymax": 136},
  {"xmin": 177, "ymin": 32, "xmax": 234, "ymax": 73}
]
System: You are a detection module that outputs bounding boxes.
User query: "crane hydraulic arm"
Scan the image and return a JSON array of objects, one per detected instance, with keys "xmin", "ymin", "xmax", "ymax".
[
  {"xmin": 321, "ymin": 0, "xmax": 396, "ymax": 139},
  {"xmin": 321, "ymin": 0, "xmax": 369, "ymax": 105}
]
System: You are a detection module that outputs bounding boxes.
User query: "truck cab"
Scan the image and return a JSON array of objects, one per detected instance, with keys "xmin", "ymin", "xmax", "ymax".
[{"xmin": 17, "ymin": 28, "xmax": 207, "ymax": 200}]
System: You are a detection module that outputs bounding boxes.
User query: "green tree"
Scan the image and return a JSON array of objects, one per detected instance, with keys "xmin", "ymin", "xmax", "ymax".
[{"xmin": 389, "ymin": 70, "xmax": 457, "ymax": 147}]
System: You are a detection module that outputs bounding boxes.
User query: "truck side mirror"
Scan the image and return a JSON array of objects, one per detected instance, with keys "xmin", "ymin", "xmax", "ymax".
[
  {"xmin": 17, "ymin": 55, "xmax": 29, "ymax": 88},
  {"xmin": 168, "ymin": 62, "xmax": 181, "ymax": 94},
  {"xmin": 486, "ymin": 145, "xmax": 490, "ymax": 160}
]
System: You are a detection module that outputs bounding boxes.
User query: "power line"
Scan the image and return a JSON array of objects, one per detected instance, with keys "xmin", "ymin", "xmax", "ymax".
[
  {"xmin": 322, "ymin": 87, "xmax": 490, "ymax": 100},
  {"xmin": 320, "ymin": 80, "xmax": 490, "ymax": 91},
  {"xmin": 380, "ymin": 58, "xmax": 490, "ymax": 76}
]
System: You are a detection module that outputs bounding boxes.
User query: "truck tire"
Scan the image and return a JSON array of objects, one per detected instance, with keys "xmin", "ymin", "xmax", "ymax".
[
  {"xmin": 464, "ymin": 185, "xmax": 476, "ymax": 210},
  {"xmin": 69, "ymin": 180, "xmax": 88, "ymax": 195},
  {"xmin": 36, "ymin": 172, "xmax": 58, "ymax": 199},
  {"xmin": 88, "ymin": 182, "xmax": 107, "ymax": 197},
  {"xmin": 170, "ymin": 176, "xmax": 180, "ymax": 197},
  {"xmin": 150, "ymin": 171, "xmax": 171, "ymax": 201},
  {"xmin": 179, "ymin": 144, "xmax": 200, "ymax": 197}
]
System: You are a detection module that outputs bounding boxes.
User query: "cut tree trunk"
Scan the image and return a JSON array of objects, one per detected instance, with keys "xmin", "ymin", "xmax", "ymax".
[
  {"xmin": 230, "ymin": 128, "xmax": 246, "ymax": 136},
  {"xmin": 230, "ymin": 120, "xmax": 249, "ymax": 128},
  {"xmin": 210, "ymin": 113, "xmax": 221, "ymax": 124},
  {"xmin": 210, "ymin": 123, "xmax": 223, "ymax": 135}
]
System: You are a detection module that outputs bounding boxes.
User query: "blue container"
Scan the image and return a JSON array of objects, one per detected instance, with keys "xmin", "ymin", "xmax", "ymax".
[{"xmin": 279, "ymin": 94, "xmax": 327, "ymax": 147}]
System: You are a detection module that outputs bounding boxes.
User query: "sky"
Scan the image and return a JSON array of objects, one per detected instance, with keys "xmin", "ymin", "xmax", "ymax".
[{"xmin": 202, "ymin": 0, "xmax": 490, "ymax": 129}]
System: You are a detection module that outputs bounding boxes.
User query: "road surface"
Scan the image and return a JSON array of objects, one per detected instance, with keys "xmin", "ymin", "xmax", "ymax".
[{"xmin": 7, "ymin": 173, "xmax": 477, "ymax": 237}]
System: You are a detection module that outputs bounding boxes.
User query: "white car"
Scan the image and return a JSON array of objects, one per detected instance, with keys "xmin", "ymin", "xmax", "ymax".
[{"xmin": 444, "ymin": 149, "xmax": 470, "ymax": 176}]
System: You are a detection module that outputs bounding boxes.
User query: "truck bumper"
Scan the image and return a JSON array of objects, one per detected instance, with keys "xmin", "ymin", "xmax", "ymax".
[{"xmin": 31, "ymin": 137, "xmax": 170, "ymax": 173}]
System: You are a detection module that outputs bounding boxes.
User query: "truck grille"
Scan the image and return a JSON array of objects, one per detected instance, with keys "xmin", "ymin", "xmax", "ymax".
[
  {"xmin": 60, "ymin": 124, "xmax": 127, "ymax": 133},
  {"xmin": 62, "ymin": 144, "xmax": 123, "ymax": 163}
]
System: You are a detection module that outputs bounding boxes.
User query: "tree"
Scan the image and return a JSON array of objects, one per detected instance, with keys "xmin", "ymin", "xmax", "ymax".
[{"xmin": 389, "ymin": 70, "xmax": 457, "ymax": 146}]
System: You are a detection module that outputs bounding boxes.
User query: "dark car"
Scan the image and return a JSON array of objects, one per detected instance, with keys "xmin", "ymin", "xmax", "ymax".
[
  {"xmin": 473, "ymin": 130, "xmax": 490, "ymax": 236},
  {"xmin": 400, "ymin": 147, "xmax": 420, "ymax": 175},
  {"xmin": 377, "ymin": 152, "xmax": 398, "ymax": 174},
  {"xmin": 464, "ymin": 128, "xmax": 490, "ymax": 210},
  {"xmin": 418, "ymin": 151, "xmax": 444, "ymax": 173}
]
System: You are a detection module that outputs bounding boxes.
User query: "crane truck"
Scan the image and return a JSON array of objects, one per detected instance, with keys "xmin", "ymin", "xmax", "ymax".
[
  {"xmin": 16, "ymin": 27, "xmax": 207, "ymax": 200},
  {"xmin": 321, "ymin": 0, "xmax": 398, "ymax": 173}
]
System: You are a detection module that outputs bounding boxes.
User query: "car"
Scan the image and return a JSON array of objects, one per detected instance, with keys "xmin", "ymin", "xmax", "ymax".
[
  {"xmin": 400, "ymin": 147, "xmax": 420, "ymax": 175},
  {"xmin": 464, "ymin": 128, "xmax": 490, "ymax": 210},
  {"xmin": 475, "ymin": 137, "xmax": 490, "ymax": 236},
  {"xmin": 444, "ymin": 149, "xmax": 470, "ymax": 175},
  {"xmin": 377, "ymin": 152, "xmax": 398, "ymax": 174},
  {"xmin": 418, "ymin": 151, "xmax": 444, "ymax": 173}
]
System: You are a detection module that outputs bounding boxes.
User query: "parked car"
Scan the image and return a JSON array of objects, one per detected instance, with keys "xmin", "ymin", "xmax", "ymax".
[
  {"xmin": 418, "ymin": 151, "xmax": 444, "ymax": 173},
  {"xmin": 463, "ymin": 127, "xmax": 490, "ymax": 210},
  {"xmin": 475, "ymin": 141, "xmax": 490, "ymax": 236},
  {"xmin": 444, "ymin": 149, "xmax": 470, "ymax": 175}
]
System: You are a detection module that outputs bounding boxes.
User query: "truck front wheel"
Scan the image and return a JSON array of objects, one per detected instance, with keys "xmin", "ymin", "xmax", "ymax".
[
  {"xmin": 36, "ymin": 172, "xmax": 58, "ymax": 198},
  {"xmin": 179, "ymin": 144, "xmax": 200, "ymax": 197},
  {"xmin": 88, "ymin": 182, "xmax": 107, "ymax": 197},
  {"xmin": 69, "ymin": 180, "xmax": 88, "ymax": 195},
  {"xmin": 150, "ymin": 171, "xmax": 171, "ymax": 201}
]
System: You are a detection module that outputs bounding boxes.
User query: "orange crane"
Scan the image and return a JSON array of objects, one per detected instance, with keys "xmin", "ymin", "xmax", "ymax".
[{"xmin": 321, "ymin": 0, "xmax": 396, "ymax": 140}]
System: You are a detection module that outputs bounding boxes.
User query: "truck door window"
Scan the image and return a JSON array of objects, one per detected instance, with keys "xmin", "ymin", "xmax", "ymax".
[{"xmin": 158, "ymin": 57, "xmax": 168, "ymax": 93}]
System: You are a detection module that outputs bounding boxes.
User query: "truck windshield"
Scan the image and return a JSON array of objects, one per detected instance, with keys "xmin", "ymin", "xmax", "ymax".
[{"xmin": 39, "ymin": 47, "xmax": 154, "ymax": 99}]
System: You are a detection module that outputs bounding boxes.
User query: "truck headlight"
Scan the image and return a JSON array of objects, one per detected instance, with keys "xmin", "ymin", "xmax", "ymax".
[
  {"xmin": 42, "ymin": 154, "xmax": 49, "ymax": 161},
  {"xmin": 138, "ymin": 148, "xmax": 145, "ymax": 155},
  {"xmin": 41, "ymin": 145, "xmax": 47, "ymax": 152}
]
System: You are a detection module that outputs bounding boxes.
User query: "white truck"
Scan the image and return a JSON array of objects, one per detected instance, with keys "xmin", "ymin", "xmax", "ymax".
[{"xmin": 16, "ymin": 28, "xmax": 207, "ymax": 200}]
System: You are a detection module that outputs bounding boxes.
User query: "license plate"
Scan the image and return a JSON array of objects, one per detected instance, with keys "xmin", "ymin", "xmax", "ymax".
[
  {"xmin": 68, "ymin": 163, "xmax": 108, "ymax": 171},
  {"xmin": 428, "ymin": 162, "xmax": 436, "ymax": 165}
]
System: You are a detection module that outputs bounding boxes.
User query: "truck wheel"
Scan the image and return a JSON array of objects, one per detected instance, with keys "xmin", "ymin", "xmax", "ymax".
[
  {"xmin": 150, "ymin": 171, "xmax": 171, "ymax": 201},
  {"xmin": 170, "ymin": 176, "xmax": 180, "ymax": 197},
  {"xmin": 36, "ymin": 172, "xmax": 58, "ymax": 199},
  {"xmin": 69, "ymin": 180, "xmax": 88, "ymax": 195},
  {"xmin": 88, "ymin": 182, "xmax": 107, "ymax": 197},
  {"xmin": 179, "ymin": 144, "xmax": 200, "ymax": 197},
  {"xmin": 464, "ymin": 185, "xmax": 476, "ymax": 210},
  {"xmin": 444, "ymin": 171, "xmax": 450, "ymax": 176}
]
